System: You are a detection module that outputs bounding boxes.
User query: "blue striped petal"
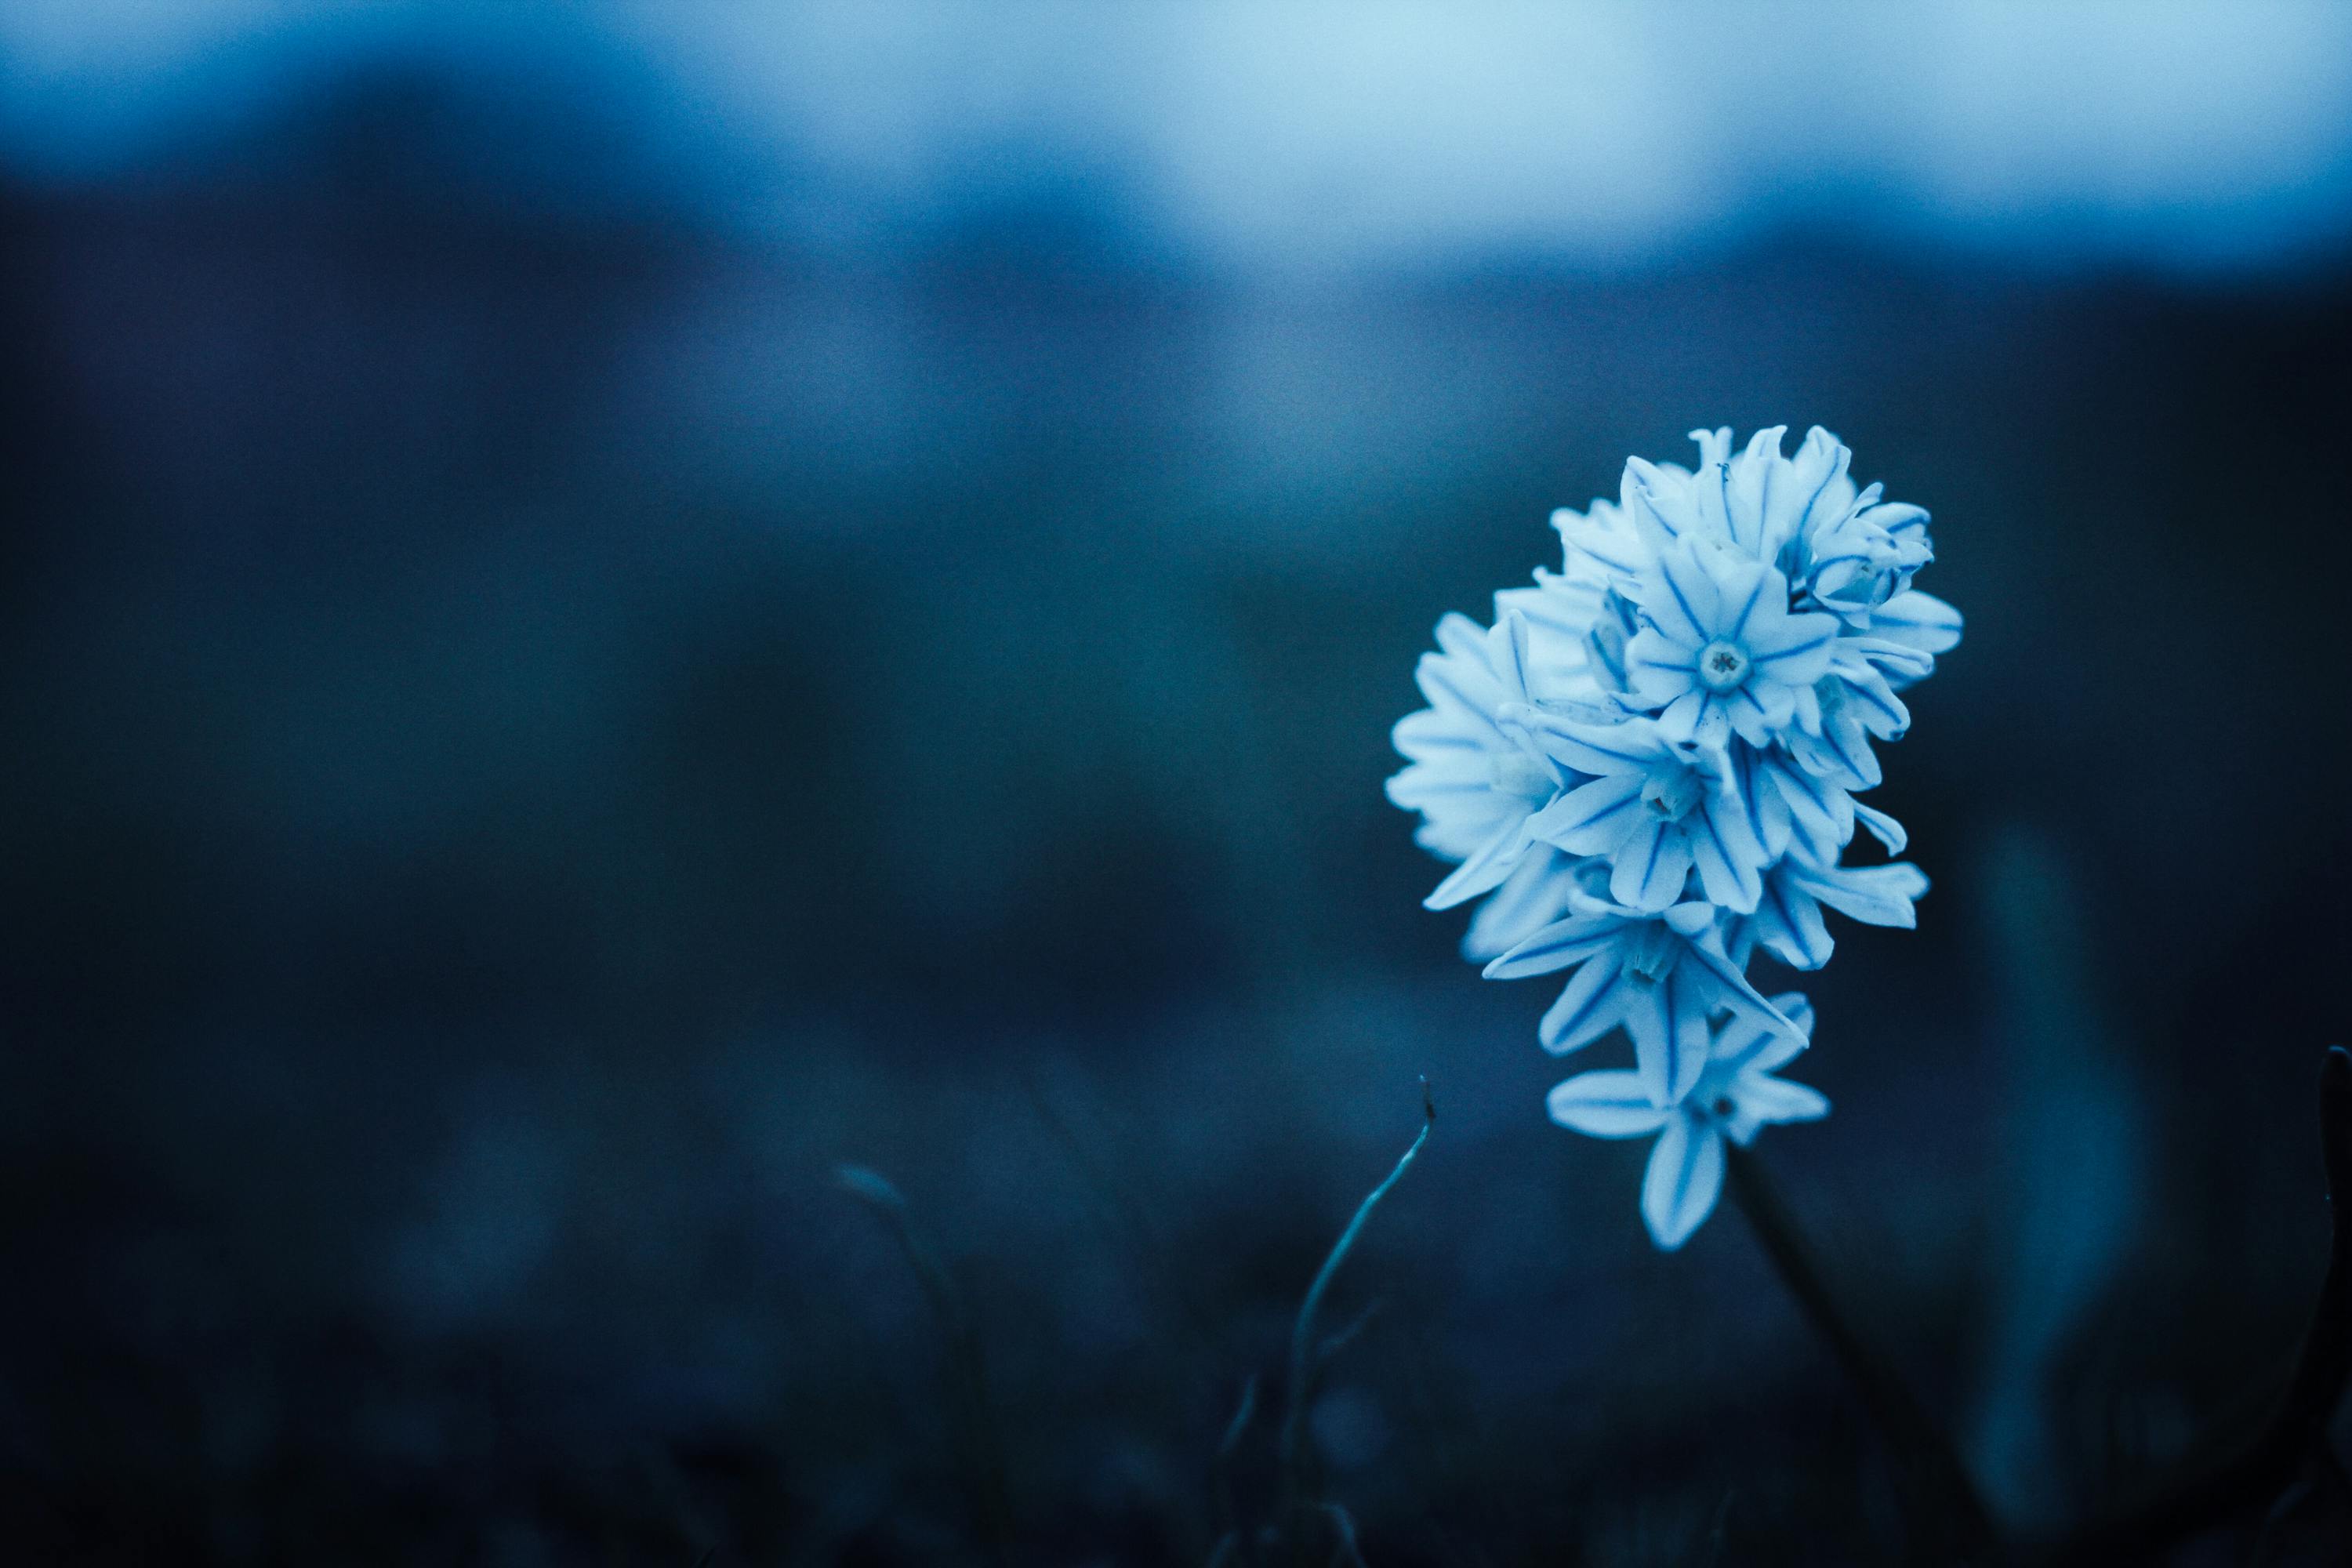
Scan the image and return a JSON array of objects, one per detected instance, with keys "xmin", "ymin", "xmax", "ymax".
[
  {"xmin": 1788, "ymin": 427, "xmax": 1854, "ymax": 544},
  {"xmin": 1424, "ymin": 816, "xmax": 1530, "ymax": 909},
  {"xmin": 1728, "ymin": 426, "xmax": 1787, "ymax": 557},
  {"xmin": 1642, "ymin": 1118, "xmax": 1726, "ymax": 1250},
  {"xmin": 1513, "ymin": 709, "xmax": 1670, "ymax": 776},
  {"xmin": 1620, "ymin": 975, "xmax": 1676, "ymax": 1103},
  {"xmin": 1769, "ymin": 750, "xmax": 1857, "ymax": 851},
  {"xmin": 1610, "ymin": 818, "xmax": 1693, "ymax": 913},
  {"xmin": 1526, "ymin": 772, "xmax": 1647, "ymax": 855},
  {"xmin": 1540, "ymin": 954, "xmax": 1632, "ymax": 1054},
  {"xmin": 1649, "ymin": 540, "xmax": 1724, "ymax": 644},
  {"xmin": 1624, "ymin": 463, "xmax": 1704, "ymax": 555},
  {"xmin": 1853, "ymin": 800, "xmax": 1907, "ymax": 854},
  {"xmin": 1681, "ymin": 931, "xmax": 1806, "ymax": 1044},
  {"xmin": 1727, "ymin": 1075, "xmax": 1830, "ymax": 1139},
  {"xmin": 1838, "ymin": 635, "xmax": 1934, "ymax": 681},
  {"xmin": 1798, "ymin": 862, "xmax": 1928, "ymax": 928},
  {"xmin": 1490, "ymin": 612, "xmax": 1534, "ymax": 705},
  {"xmin": 1461, "ymin": 850, "xmax": 1579, "ymax": 962},
  {"xmin": 1755, "ymin": 873, "xmax": 1834, "ymax": 969},
  {"xmin": 1662, "ymin": 967, "xmax": 1714, "ymax": 1103},
  {"xmin": 1745, "ymin": 611, "xmax": 1838, "ymax": 684},
  {"xmin": 1484, "ymin": 913, "xmax": 1624, "ymax": 978},
  {"xmin": 1870, "ymin": 590, "xmax": 1962, "ymax": 655},
  {"xmin": 1686, "ymin": 794, "xmax": 1764, "ymax": 913},
  {"xmin": 1837, "ymin": 663, "xmax": 1911, "ymax": 740},
  {"xmin": 1715, "ymin": 557, "xmax": 1773, "ymax": 639},
  {"xmin": 1547, "ymin": 1071, "xmax": 1675, "ymax": 1138}
]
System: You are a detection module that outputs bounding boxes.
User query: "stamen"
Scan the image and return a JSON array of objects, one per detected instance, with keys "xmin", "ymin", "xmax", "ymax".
[
  {"xmin": 1623, "ymin": 920, "xmax": 1683, "ymax": 986},
  {"xmin": 1639, "ymin": 767, "xmax": 1702, "ymax": 824},
  {"xmin": 1697, "ymin": 640, "xmax": 1751, "ymax": 694}
]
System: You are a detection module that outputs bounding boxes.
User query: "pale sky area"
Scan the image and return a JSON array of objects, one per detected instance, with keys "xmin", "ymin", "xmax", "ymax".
[{"xmin": 3, "ymin": 1, "xmax": 2349, "ymax": 271}]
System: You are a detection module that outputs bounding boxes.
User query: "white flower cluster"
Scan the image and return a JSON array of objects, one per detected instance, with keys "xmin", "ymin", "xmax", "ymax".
[{"xmin": 1388, "ymin": 427, "xmax": 1961, "ymax": 1248}]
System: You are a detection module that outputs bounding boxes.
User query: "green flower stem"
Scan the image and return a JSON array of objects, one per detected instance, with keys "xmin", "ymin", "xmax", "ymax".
[
  {"xmin": 2044, "ymin": 1046, "xmax": 2352, "ymax": 1563},
  {"xmin": 836, "ymin": 1165, "xmax": 1014, "ymax": 1562},
  {"xmin": 1725, "ymin": 1142, "xmax": 1998, "ymax": 1562}
]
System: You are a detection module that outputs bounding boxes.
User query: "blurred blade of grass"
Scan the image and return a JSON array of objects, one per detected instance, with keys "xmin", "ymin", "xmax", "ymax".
[
  {"xmin": 1018, "ymin": 1061, "xmax": 1229, "ymax": 1366},
  {"xmin": 834, "ymin": 1163, "xmax": 1014, "ymax": 1562},
  {"xmin": 1972, "ymin": 826, "xmax": 2145, "ymax": 1526},
  {"xmin": 2042, "ymin": 1047, "xmax": 2352, "ymax": 1563},
  {"xmin": 1278, "ymin": 1077, "xmax": 1435, "ymax": 1564},
  {"xmin": 1207, "ymin": 1374, "xmax": 1258, "ymax": 1567}
]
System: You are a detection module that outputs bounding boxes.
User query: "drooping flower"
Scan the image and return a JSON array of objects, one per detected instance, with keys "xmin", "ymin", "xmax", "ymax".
[
  {"xmin": 1739, "ymin": 853, "xmax": 1929, "ymax": 971},
  {"xmin": 1484, "ymin": 885, "xmax": 1800, "ymax": 1107},
  {"xmin": 1508, "ymin": 708, "xmax": 1766, "ymax": 913},
  {"xmin": 1782, "ymin": 637, "xmax": 1930, "ymax": 790},
  {"xmin": 1547, "ymin": 996, "xmax": 1827, "ymax": 1249},
  {"xmin": 1804, "ymin": 493, "xmax": 1933, "ymax": 624}
]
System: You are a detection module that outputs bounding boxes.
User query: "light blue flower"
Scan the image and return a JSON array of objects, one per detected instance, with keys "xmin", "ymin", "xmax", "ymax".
[
  {"xmin": 1805, "ymin": 495, "xmax": 1933, "ymax": 624},
  {"xmin": 1460, "ymin": 849, "xmax": 1584, "ymax": 962},
  {"xmin": 1385, "ymin": 612, "xmax": 1566, "ymax": 910},
  {"xmin": 1742, "ymin": 742, "xmax": 1857, "ymax": 865},
  {"xmin": 1619, "ymin": 426, "xmax": 1950, "ymax": 634},
  {"xmin": 1502, "ymin": 496, "xmax": 1653, "ymax": 704},
  {"xmin": 1384, "ymin": 592, "xmax": 1615, "ymax": 962},
  {"xmin": 1624, "ymin": 539, "xmax": 1839, "ymax": 750},
  {"xmin": 1863, "ymin": 588, "xmax": 1964, "ymax": 666},
  {"xmin": 1486, "ymin": 888, "xmax": 1801, "ymax": 1106},
  {"xmin": 1739, "ymin": 852, "xmax": 1929, "ymax": 971},
  {"xmin": 1550, "ymin": 492, "xmax": 1648, "ymax": 583},
  {"xmin": 1780, "ymin": 636, "xmax": 1933, "ymax": 790},
  {"xmin": 1389, "ymin": 424, "xmax": 1955, "ymax": 1241},
  {"xmin": 1507, "ymin": 707, "xmax": 1767, "ymax": 913},
  {"xmin": 1547, "ymin": 996, "xmax": 1828, "ymax": 1250},
  {"xmin": 1622, "ymin": 426, "xmax": 1856, "ymax": 571}
]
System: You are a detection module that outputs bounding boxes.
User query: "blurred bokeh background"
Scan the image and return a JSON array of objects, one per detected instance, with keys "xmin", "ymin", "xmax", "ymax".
[{"xmin": 3, "ymin": 4, "xmax": 2350, "ymax": 1563}]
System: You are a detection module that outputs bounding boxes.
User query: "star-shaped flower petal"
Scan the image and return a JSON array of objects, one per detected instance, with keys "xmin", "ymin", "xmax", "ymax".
[
  {"xmin": 1864, "ymin": 590, "xmax": 1963, "ymax": 666},
  {"xmin": 1460, "ymin": 848, "xmax": 1583, "ymax": 962},
  {"xmin": 1547, "ymin": 995, "xmax": 1828, "ymax": 1250},
  {"xmin": 1508, "ymin": 708, "xmax": 1767, "ymax": 913},
  {"xmin": 1624, "ymin": 539, "xmax": 1839, "ymax": 750},
  {"xmin": 1486, "ymin": 895, "xmax": 1802, "ymax": 1106},
  {"xmin": 1386, "ymin": 612, "xmax": 1567, "ymax": 910},
  {"xmin": 1742, "ymin": 854, "xmax": 1929, "ymax": 971}
]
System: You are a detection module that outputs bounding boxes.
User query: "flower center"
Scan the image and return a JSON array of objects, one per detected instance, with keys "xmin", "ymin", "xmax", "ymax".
[
  {"xmin": 1639, "ymin": 768, "xmax": 1701, "ymax": 824},
  {"xmin": 1487, "ymin": 750, "xmax": 1553, "ymax": 800},
  {"xmin": 1623, "ymin": 920, "xmax": 1683, "ymax": 987},
  {"xmin": 1696, "ymin": 639, "xmax": 1751, "ymax": 693}
]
